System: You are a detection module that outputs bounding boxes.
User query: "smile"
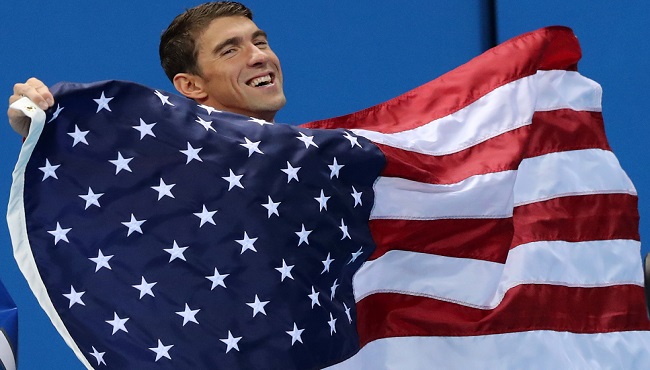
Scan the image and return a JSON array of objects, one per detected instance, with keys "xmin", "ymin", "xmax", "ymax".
[{"xmin": 246, "ymin": 73, "xmax": 274, "ymax": 87}]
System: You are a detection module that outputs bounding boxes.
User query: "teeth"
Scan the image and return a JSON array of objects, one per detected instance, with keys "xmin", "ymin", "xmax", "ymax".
[{"xmin": 248, "ymin": 75, "xmax": 272, "ymax": 87}]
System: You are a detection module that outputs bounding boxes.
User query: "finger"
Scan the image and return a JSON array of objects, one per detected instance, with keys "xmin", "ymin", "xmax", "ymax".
[
  {"xmin": 16, "ymin": 77, "xmax": 53, "ymax": 103},
  {"xmin": 35, "ymin": 84, "xmax": 55, "ymax": 107},
  {"xmin": 13, "ymin": 80, "xmax": 52, "ymax": 110},
  {"xmin": 26, "ymin": 78, "xmax": 54, "ymax": 104},
  {"xmin": 8, "ymin": 94, "xmax": 21, "ymax": 105}
]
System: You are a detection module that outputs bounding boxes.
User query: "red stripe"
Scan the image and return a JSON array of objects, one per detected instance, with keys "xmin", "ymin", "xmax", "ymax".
[
  {"xmin": 367, "ymin": 194, "xmax": 638, "ymax": 280},
  {"xmin": 525, "ymin": 110, "xmax": 611, "ymax": 158},
  {"xmin": 355, "ymin": 284, "xmax": 650, "ymax": 346},
  {"xmin": 512, "ymin": 193, "xmax": 640, "ymax": 248},
  {"xmin": 376, "ymin": 128, "xmax": 527, "ymax": 185},
  {"xmin": 303, "ymin": 27, "xmax": 580, "ymax": 132},
  {"xmin": 369, "ymin": 218, "xmax": 512, "ymax": 263},
  {"xmin": 377, "ymin": 110, "xmax": 610, "ymax": 185}
]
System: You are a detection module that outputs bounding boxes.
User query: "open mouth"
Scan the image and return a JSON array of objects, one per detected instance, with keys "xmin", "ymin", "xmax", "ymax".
[{"xmin": 246, "ymin": 73, "xmax": 275, "ymax": 87}]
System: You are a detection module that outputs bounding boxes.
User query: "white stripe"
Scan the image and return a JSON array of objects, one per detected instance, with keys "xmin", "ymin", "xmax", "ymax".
[
  {"xmin": 353, "ymin": 249, "xmax": 504, "ymax": 306},
  {"xmin": 534, "ymin": 69, "xmax": 603, "ymax": 112},
  {"xmin": 504, "ymin": 240, "xmax": 643, "ymax": 287},
  {"xmin": 352, "ymin": 70, "xmax": 602, "ymax": 156},
  {"xmin": 0, "ymin": 331, "xmax": 16, "ymax": 370},
  {"xmin": 370, "ymin": 171, "xmax": 516, "ymax": 220},
  {"xmin": 6, "ymin": 98, "xmax": 94, "ymax": 370},
  {"xmin": 371, "ymin": 148, "xmax": 635, "ymax": 220},
  {"xmin": 353, "ymin": 239, "xmax": 642, "ymax": 308},
  {"xmin": 326, "ymin": 330, "xmax": 650, "ymax": 370},
  {"xmin": 514, "ymin": 148, "xmax": 637, "ymax": 205}
]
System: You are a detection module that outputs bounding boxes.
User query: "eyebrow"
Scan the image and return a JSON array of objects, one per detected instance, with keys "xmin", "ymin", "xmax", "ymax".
[
  {"xmin": 252, "ymin": 29, "xmax": 268, "ymax": 40},
  {"xmin": 212, "ymin": 29, "xmax": 268, "ymax": 55}
]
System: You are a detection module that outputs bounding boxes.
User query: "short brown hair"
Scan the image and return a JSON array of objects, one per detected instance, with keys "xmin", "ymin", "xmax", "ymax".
[{"xmin": 159, "ymin": 1, "xmax": 253, "ymax": 81}]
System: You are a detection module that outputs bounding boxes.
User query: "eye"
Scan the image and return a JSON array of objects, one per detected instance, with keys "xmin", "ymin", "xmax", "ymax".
[
  {"xmin": 254, "ymin": 40, "xmax": 268, "ymax": 48},
  {"xmin": 221, "ymin": 48, "xmax": 236, "ymax": 56}
]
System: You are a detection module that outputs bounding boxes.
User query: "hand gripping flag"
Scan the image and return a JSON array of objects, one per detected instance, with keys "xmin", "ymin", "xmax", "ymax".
[{"xmin": 7, "ymin": 26, "xmax": 650, "ymax": 369}]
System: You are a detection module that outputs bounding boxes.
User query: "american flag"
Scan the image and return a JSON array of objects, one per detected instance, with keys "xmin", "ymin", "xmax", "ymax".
[{"xmin": 7, "ymin": 26, "xmax": 650, "ymax": 369}]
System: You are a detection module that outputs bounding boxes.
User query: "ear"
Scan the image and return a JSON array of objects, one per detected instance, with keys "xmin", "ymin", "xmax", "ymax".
[{"xmin": 173, "ymin": 73, "xmax": 208, "ymax": 100}]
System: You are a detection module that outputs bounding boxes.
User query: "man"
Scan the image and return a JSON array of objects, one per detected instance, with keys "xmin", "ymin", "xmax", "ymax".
[
  {"xmin": 7, "ymin": 1, "xmax": 285, "ymax": 136},
  {"xmin": 8, "ymin": 3, "xmax": 384, "ymax": 368}
]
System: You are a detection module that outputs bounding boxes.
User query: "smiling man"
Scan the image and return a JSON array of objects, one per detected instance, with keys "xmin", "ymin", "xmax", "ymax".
[
  {"xmin": 7, "ymin": 1, "xmax": 286, "ymax": 135},
  {"xmin": 6, "ymin": 3, "xmax": 375, "ymax": 368},
  {"xmin": 163, "ymin": 2, "xmax": 286, "ymax": 122}
]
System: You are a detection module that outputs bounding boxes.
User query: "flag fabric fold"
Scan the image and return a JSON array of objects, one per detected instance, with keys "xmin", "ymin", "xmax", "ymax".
[
  {"xmin": 7, "ymin": 25, "xmax": 650, "ymax": 369},
  {"xmin": 306, "ymin": 26, "xmax": 650, "ymax": 369}
]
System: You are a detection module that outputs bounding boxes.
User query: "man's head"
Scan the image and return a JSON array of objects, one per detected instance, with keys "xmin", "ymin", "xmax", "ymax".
[{"xmin": 160, "ymin": 2, "xmax": 286, "ymax": 121}]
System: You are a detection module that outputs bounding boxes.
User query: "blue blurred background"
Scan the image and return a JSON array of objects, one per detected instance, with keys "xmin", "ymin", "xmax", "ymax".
[{"xmin": 1, "ymin": 1, "xmax": 648, "ymax": 368}]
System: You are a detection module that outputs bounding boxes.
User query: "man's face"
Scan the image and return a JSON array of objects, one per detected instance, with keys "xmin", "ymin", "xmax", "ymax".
[{"xmin": 193, "ymin": 16, "xmax": 286, "ymax": 121}]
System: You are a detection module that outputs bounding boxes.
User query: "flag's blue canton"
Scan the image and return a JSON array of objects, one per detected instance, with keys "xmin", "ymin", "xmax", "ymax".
[{"xmin": 23, "ymin": 81, "xmax": 385, "ymax": 369}]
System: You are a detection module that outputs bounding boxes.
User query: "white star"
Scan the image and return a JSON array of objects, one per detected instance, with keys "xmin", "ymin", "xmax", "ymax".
[
  {"xmin": 222, "ymin": 169, "xmax": 244, "ymax": 190},
  {"xmin": 194, "ymin": 205, "xmax": 217, "ymax": 227},
  {"xmin": 48, "ymin": 222, "xmax": 71, "ymax": 244},
  {"xmin": 314, "ymin": 190, "xmax": 330, "ymax": 211},
  {"xmin": 121, "ymin": 214, "xmax": 145, "ymax": 236},
  {"xmin": 39, "ymin": 159, "xmax": 60, "ymax": 181},
  {"xmin": 47, "ymin": 104, "xmax": 64, "ymax": 123},
  {"xmin": 176, "ymin": 303, "xmax": 200, "ymax": 326},
  {"xmin": 296, "ymin": 132, "xmax": 319, "ymax": 148},
  {"xmin": 149, "ymin": 340, "xmax": 173, "ymax": 362},
  {"xmin": 220, "ymin": 331, "xmax": 242, "ymax": 353},
  {"xmin": 275, "ymin": 259, "xmax": 294, "ymax": 282},
  {"xmin": 281, "ymin": 161, "xmax": 301, "ymax": 183},
  {"xmin": 154, "ymin": 90, "xmax": 175, "ymax": 106},
  {"xmin": 331, "ymin": 279, "xmax": 340, "ymax": 300},
  {"xmin": 343, "ymin": 131, "xmax": 362, "ymax": 148},
  {"xmin": 180, "ymin": 142, "xmax": 203, "ymax": 164},
  {"xmin": 240, "ymin": 137, "xmax": 264, "ymax": 157},
  {"xmin": 261, "ymin": 196, "xmax": 280, "ymax": 218},
  {"xmin": 67, "ymin": 125, "xmax": 89, "ymax": 146},
  {"xmin": 295, "ymin": 224, "xmax": 312, "ymax": 246},
  {"xmin": 195, "ymin": 116, "xmax": 216, "ymax": 132},
  {"xmin": 246, "ymin": 295, "xmax": 270, "ymax": 317},
  {"xmin": 109, "ymin": 152, "xmax": 133, "ymax": 174},
  {"xmin": 308, "ymin": 286, "xmax": 320, "ymax": 308},
  {"xmin": 286, "ymin": 323, "xmax": 304, "ymax": 345},
  {"xmin": 339, "ymin": 219, "xmax": 351, "ymax": 240},
  {"xmin": 321, "ymin": 253, "xmax": 335, "ymax": 274},
  {"xmin": 348, "ymin": 246, "xmax": 364, "ymax": 264},
  {"xmin": 235, "ymin": 232, "xmax": 258, "ymax": 254},
  {"xmin": 93, "ymin": 91, "xmax": 113, "ymax": 113},
  {"xmin": 248, "ymin": 117, "xmax": 272, "ymax": 125},
  {"xmin": 132, "ymin": 118, "xmax": 157, "ymax": 139},
  {"xmin": 89, "ymin": 346, "xmax": 106, "ymax": 366},
  {"xmin": 132, "ymin": 276, "xmax": 157, "ymax": 299},
  {"xmin": 198, "ymin": 104, "xmax": 220, "ymax": 115},
  {"xmin": 343, "ymin": 302, "xmax": 353, "ymax": 323},
  {"xmin": 164, "ymin": 240, "xmax": 188, "ymax": 262},
  {"xmin": 328, "ymin": 157, "xmax": 344, "ymax": 179},
  {"xmin": 106, "ymin": 312, "xmax": 129, "ymax": 335},
  {"xmin": 79, "ymin": 187, "xmax": 104, "ymax": 209},
  {"xmin": 351, "ymin": 186, "xmax": 363, "ymax": 207},
  {"xmin": 151, "ymin": 178, "xmax": 175, "ymax": 200},
  {"xmin": 206, "ymin": 267, "xmax": 229, "ymax": 290},
  {"xmin": 328, "ymin": 312, "xmax": 337, "ymax": 335},
  {"xmin": 89, "ymin": 250, "xmax": 113, "ymax": 272},
  {"xmin": 63, "ymin": 286, "xmax": 85, "ymax": 308}
]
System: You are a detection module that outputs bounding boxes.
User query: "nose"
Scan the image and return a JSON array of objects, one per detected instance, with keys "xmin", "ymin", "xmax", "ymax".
[{"xmin": 248, "ymin": 44, "xmax": 270, "ymax": 67}]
